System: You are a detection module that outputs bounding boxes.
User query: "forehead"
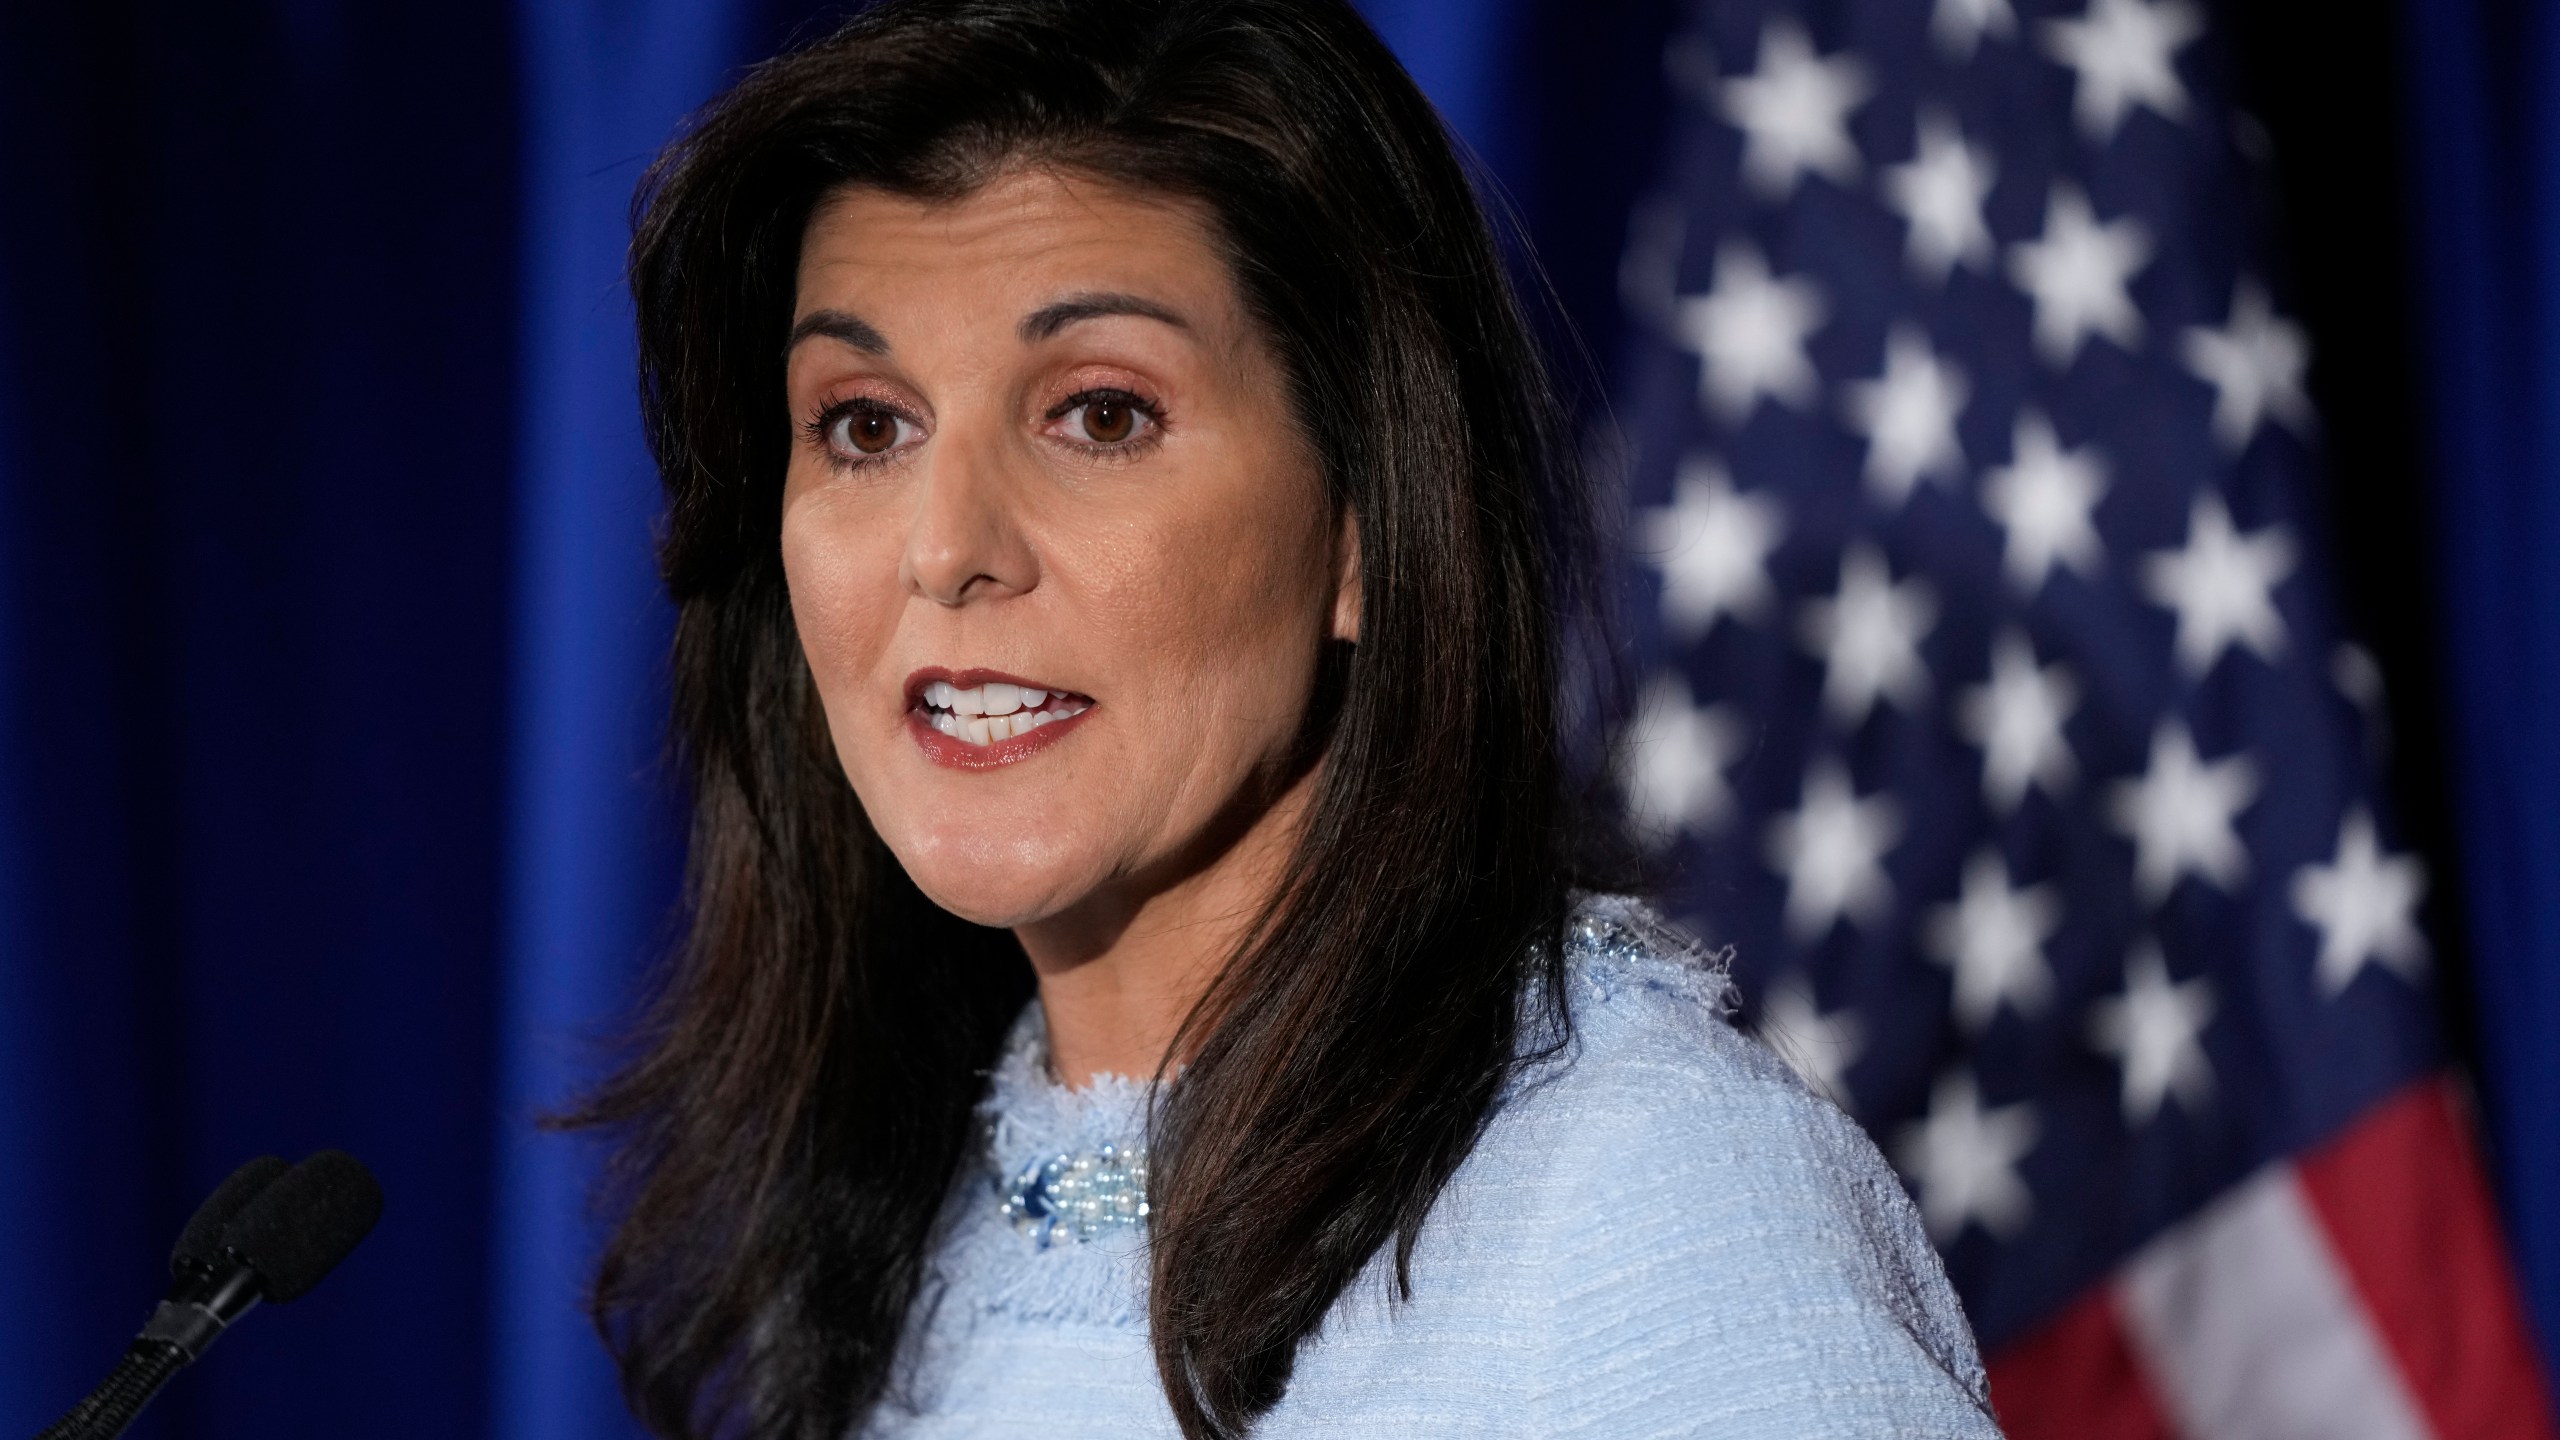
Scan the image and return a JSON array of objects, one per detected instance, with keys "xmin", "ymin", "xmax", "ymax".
[{"xmin": 795, "ymin": 169, "xmax": 1233, "ymax": 314}]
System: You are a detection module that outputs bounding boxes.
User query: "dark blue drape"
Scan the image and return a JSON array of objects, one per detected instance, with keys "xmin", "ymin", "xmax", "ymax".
[
  {"xmin": 0, "ymin": 3, "xmax": 527, "ymax": 1433},
  {"xmin": 3, "ymin": 0, "xmax": 2550, "ymax": 1434},
  {"xmin": 0, "ymin": 1, "xmax": 790, "ymax": 1433},
  {"xmin": 491, "ymin": 5, "xmax": 748, "ymax": 1436},
  {"xmin": 2398, "ymin": 0, "xmax": 2560, "ymax": 1375}
]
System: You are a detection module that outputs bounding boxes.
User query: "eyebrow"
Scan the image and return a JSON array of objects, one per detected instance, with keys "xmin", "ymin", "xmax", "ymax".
[
  {"xmin": 1018, "ymin": 291, "xmax": 1191, "ymax": 341},
  {"xmin": 786, "ymin": 309, "xmax": 890, "ymax": 355},
  {"xmin": 784, "ymin": 291, "xmax": 1191, "ymax": 357}
]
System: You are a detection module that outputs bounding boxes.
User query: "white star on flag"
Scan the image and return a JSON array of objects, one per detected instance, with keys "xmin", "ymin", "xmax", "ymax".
[
  {"xmin": 1885, "ymin": 109, "xmax": 1997, "ymax": 284},
  {"xmin": 1932, "ymin": 0, "xmax": 2016, "ymax": 60},
  {"xmin": 1896, "ymin": 1070, "xmax": 2038, "ymax": 1242},
  {"xmin": 2183, "ymin": 278, "xmax": 2315, "ymax": 452},
  {"xmin": 2088, "ymin": 941, "xmax": 2217, "ymax": 1125},
  {"xmin": 1756, "ymin": 972, "xmax": 1866, "ymax": 1106},
  {"xmin": 2291, "ymin": 809, "xmax": 2429, "ymax": 996},
  {"xmin": 1980, "ymin": 410, "xmax": 2109, "ymax": 593},
  {"xmin": 2110, "ymin": 721, "xmax": 2261, "ymax": 902},
  {"xmin": 2141, "ymin": 492, "xmax": 2297, "ymax": 677},
  {"xmin": 1621, "ymin": 673, "xmax": 1745, "ymax": 843},
  {"xmin": 1718, "ymin": 19, "xmax": 1873, "ymax": 199},
  {"xmin": 1958, "ymin": 630, "xmax": 2080, "ymax": 814},
  {"xmin": 1639, "ymin": 459, "xmax": 1785, "ymax": 637},
  {"xmin": 1798, "ymin": 544, "xmax": 1938, "ymax": 727},
  {"xmin": 1841, "ymin": 324, "xmax": 1971, "ymax": 504},
  {"xmin": 1765, "ymin": 758, "xmax": 1903, "ymax": 941},
  {"xmin": 2008, "ymin": 185, "xmax": 2153, "ymax": 367},
  {"xmin": 1675, "ymin": 242, "xmax": 1828, "ymax": 424},
  {"xmin": 2041, "ymin": 0, "xmax": 2205, "ymax": 142},
  {"xmin": 1925, "ymin": 849, "xmax": 2061, "ymax": 1032}
]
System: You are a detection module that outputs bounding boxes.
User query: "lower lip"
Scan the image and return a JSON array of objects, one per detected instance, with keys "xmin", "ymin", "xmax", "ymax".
[{"xmin": 905, "ymin": 705, "xmax": 1093, "ymax": 770}]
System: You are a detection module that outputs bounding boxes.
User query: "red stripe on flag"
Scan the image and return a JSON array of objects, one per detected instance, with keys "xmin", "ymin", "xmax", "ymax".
[
  {"xmin": 1989, "ymin": 1285, "xmax": 2178, "ymax": 1440},
  {"xmin": 2295, "ymin": 1075, "xmax": 2559, "ymax": 1440}
]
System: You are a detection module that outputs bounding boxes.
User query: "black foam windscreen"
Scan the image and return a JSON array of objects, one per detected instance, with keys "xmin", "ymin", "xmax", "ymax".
[
  {"xmin": 218, "ymin": 1150, "xmax": 383, "ymax": 1303},
  {"xmin": 170, "ymin": 1156, "xmax": 290, "ymax": 1275}
]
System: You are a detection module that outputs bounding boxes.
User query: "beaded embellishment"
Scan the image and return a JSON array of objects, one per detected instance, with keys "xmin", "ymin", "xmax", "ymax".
[{"xmin": 997, "ymin": 1142, "xmax": 1151, "ymax": 1248}]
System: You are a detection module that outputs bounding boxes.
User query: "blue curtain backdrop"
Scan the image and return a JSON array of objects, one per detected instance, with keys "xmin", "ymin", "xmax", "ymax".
[
  {"xmin": 0, "ymin": 4, "xmax": 528, "ymax": 1434},
  {"xmin": 493, "ymin": 4, "xmax": 744, "ymax": 1435},
  {"xmin": 0, "ymin": 1, "xmax": 2548, "ymax": 1435},
  {"xmin": 2399, "ymin": 0, "xmax": 2560, "ymax": 1380}
]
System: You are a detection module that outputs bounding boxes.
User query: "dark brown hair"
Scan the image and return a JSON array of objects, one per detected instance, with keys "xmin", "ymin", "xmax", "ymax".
[{"xmin": 574, "ymin": 1, "xmax": 1614, "ymax": 1434}]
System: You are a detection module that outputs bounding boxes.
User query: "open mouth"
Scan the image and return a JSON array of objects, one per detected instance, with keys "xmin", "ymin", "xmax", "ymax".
[{"xmin": 915, "ymin": 677, "xmax": 1094, "ymax": 747}]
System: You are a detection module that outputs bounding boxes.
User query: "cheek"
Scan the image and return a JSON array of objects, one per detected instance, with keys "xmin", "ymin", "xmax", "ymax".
[
  {"xmin": 779, "ymin": 485, "xmax": 904, "ymax": 720},
  {"xmin": 1088, "ymin": 469, "xmax": 1336, "ymax": 736}
]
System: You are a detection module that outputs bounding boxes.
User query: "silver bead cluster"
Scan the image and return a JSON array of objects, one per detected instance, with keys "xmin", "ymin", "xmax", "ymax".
[
  {"xmin": 998, "ymin": 1142, "xmax": 1151, "ymax": 1248},
  {"xmin": 1571, "ymin": 910, "xmax": 1636, "ymax": 957}
]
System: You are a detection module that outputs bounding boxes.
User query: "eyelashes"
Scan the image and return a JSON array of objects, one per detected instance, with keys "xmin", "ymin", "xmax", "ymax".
[{"xmin": 800, "ymin": 387, "xmax": 1168, "ymax": 472}]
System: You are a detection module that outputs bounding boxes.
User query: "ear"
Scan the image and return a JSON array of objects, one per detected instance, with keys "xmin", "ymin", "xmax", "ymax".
[{"xmin": 1329, "ymin": 507, "xmax": 1363, "ymax": 643}]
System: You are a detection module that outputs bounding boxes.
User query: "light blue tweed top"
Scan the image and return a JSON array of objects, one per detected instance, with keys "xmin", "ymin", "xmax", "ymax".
[{"xmin": 866, "ymin": 896, "xmax": 2005, "ymax": 1438}]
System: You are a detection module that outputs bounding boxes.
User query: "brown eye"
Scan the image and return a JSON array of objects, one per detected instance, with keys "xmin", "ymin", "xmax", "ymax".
[
  {"xmin": 1081, "ymin": 398, "xmax": 1135, "ymax": 444},
  {"xmin": 815, "ymin": 402, "xmax": 915, "ymax": 463},
  {"xmin": 843, "ymin": 410, "xmax": 899, "ymax": 454},
  {"xmin": 1042, "ymin": 389, "xmax": 1156, "ymax": 451}
]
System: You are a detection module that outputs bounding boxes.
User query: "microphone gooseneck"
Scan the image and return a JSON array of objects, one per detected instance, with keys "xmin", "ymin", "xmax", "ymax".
[
  {"xmin": 35, "ymin": 1150, "xmax": 383, "ymax": 1440},
  {"xmin": 31, "ymin": 1350, "xmax": 185, "ymax": 1440}
]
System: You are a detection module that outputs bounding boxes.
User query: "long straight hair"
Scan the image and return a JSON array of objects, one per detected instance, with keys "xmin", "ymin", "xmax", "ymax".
[{"xmin": 573, "ymin": 1, "xmax": 1616, "ymax": 1435}]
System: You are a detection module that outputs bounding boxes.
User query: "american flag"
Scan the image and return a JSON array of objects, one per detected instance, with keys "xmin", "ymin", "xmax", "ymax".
[{"xmin": 1610, "ymin": 1, "xmax": 2558, "ymax": 1434}]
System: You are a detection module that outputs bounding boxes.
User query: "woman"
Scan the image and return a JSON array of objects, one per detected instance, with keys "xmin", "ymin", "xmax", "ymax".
[{"xmin": 577, "ymin": 1, "xmax": 2003, "ymax": 1436}]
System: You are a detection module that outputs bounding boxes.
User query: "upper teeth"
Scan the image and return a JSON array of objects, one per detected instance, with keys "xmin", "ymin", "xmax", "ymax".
[
  {"xmin": 921, "ymin": 679, "xmax": 1088, "ymax": 745},
  {"xmin": 924, "ymin": 680, "xmax": 1051, "ymax": 716}
]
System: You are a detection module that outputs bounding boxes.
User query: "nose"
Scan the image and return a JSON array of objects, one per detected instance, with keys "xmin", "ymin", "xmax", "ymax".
[{"xmin": 900, "ymin": 427, "xmax": 1037, "ymax": 606}]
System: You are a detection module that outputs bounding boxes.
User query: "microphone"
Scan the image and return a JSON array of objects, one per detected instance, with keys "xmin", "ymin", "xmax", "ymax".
[{"xmin": 36, "ymin": 1150, "xmax": 384, "ymax": 1440}]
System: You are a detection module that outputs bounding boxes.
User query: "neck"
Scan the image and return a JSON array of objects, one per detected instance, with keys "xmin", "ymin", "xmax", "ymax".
[{"xmin": 1013, "ymin": 770, "xmax": 1315, "ymax": 1088}]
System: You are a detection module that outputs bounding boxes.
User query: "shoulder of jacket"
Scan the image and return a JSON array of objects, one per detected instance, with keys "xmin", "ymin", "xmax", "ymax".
[{"xmin": 1531, "ymin": 894, "xmax": 1799, "ymax": 1098}]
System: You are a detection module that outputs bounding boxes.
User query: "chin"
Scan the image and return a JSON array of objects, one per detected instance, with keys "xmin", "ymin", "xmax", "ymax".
[{"xmin": 880, "ymin": 822, "xmax": 1099, "ymax": 931}]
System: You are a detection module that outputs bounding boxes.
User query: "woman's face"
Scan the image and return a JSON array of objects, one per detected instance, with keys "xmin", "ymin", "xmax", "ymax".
[{"xmin": 781, "ymin": 169, "xmax": 1356, "ymax": 934}]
